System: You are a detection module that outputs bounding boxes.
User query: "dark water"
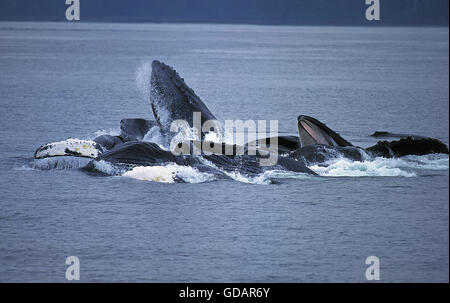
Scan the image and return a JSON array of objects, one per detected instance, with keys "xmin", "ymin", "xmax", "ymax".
[{"xmin": 0, "ymin": 22, "xmax": 448, "ymax": 282}]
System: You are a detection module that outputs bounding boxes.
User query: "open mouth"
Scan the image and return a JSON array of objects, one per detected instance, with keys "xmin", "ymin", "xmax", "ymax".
[
  {"xmin": 297, "ymin": 115, "xmax": 352, "ymax": 148},
  {"xmin": 299, "ymin": 119, "xmax": 337, "ymax": 146}
]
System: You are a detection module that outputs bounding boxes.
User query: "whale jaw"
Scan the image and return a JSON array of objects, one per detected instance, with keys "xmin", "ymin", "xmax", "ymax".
[
  {"xmin": 297, "ymin": 115, "xmax": 353, "ymax": 148},
  {"xmin": 150, "ymin": 60, "xmax": 217, "ymax": 135}
]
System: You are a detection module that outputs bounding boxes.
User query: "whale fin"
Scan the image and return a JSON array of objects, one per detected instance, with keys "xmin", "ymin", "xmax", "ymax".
[{"xmin": 34, "ymin": 138, "xmax": 102, "ymax": 159}]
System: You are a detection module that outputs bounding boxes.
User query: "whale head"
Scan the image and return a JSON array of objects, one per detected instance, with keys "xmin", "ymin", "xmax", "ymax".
[
  {"xmin": 297, "ymin": 115, "xmax": 353, "ymax": 148},
  {"xmin": 150, "ymin": 60, "xmax": 217, "ymax": 135}
]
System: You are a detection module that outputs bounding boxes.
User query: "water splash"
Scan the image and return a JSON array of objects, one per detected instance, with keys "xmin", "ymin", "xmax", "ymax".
[
  {"xmin": 309, "ymin": 154, "xmax": 448, "ymax": 177},
  {"xmin": 92, "ymin": 128, "xmax": 121, "ymax": 138},
  {"xmin": 136, "ymin": 62, "xmax": 152, "ymax": 102},
  {"xmin": 142, "ymin": 125, "xmax": 166, "ymax": 148},
  {"xmin": 90, "ymin": 160, "xmax": 125, "ymax": 175}
]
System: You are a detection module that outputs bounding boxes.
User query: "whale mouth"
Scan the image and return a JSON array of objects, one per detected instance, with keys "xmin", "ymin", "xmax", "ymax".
[
  {"xmin": 297, "ymin": 115, "xmax": 353, "ymax": 148},
  {"xmin": 150, "ymin": 60, "xmax": 217, "ymax": 132},
  {"xmin": 149, "ymin": 60, "xmax": 183, "ymax": 129}
]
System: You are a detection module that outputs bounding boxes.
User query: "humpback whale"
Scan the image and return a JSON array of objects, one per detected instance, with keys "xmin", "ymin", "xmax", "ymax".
[
  {"xmin": 291, "ymin": 115, "xmax": 449, "ymax": 165},
  {"xmin": 93, "ymin": 118, "xmax": 157, "ymax": 150},
  {"xmin": 297, "ymin": 115, "xmax": 352, "ymax": 148},
  {"xmin": 150, "ymin": 60, "xmax": 220, "ymax": 142},
  {"xmin": 34, "ymin": 60, "xmax": 316, "ymax": 177},
  {"xmin": 35, "ymin": 118, "xmax": 156, "ymax": 159},
  {"xmin": 366, "ymin": 137, "xmax": 449, "ymax": 158},
  {"xmin": 369, "ymin": 131, "xmax": 428, "ymax": 140},
  {"xmin": 33, "ymin": 60, "xmax": 448, "ymax": 181}
]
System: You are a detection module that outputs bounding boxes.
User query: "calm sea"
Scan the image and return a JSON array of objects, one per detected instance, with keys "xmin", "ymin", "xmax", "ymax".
[{"xmin": 0, "ymin": 22, "xmax": 448, "ymax": 282}]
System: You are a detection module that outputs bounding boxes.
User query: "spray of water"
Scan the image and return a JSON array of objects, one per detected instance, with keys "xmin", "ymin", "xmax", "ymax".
[{"xmin": 135, "ymin": 62, "xmax": 152, "ymax": 102}]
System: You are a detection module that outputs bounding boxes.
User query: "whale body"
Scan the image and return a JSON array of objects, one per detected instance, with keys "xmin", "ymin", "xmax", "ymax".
[
  {"xmin": 33, "ymin": 60, "xmax": 448, "ymax": 180},
  {"xmin": 290, "ymin": 115, "xmax": 448, "ymax": 165}
]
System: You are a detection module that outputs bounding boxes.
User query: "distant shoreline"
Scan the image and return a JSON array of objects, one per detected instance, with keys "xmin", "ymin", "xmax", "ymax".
[{"xmin": 0, "ymin": 19, "xmax": 448, "ymax": 28}]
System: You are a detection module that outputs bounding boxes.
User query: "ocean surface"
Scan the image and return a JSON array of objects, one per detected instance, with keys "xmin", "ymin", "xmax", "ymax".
[{"xmin": 0, "ymin": 22, "xmax": 448, "ymax": 282}]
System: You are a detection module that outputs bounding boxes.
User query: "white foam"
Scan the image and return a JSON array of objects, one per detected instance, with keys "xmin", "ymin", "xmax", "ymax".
[
  {"xmin": 204, "ymin": 130, "xmax": 225, "ymax": 143},
  {"xmin": 310, "ymin": 159, "xmax": 417, "ymax": 177},
  {"xmin": 394, "ymin": 154, "xmax": 449, "ymax": 170},
  {"xmin": 176, "ymin": 166, "xmax": 216, "ymax": 183},
  {"xmin": 307, "ymin": 154, "xmax": 449, "ymax": 177},
  {"xmin": 142, "ymin": 125, "xmax": 166, "ymax": 148},
  {"xmin": 91, "ymin": 160, "xmax": 124, "ymax": 175},
  {"xmin": 169, "ymin": 126, "xmax": 201, "ymax": 149},
  {"xmin": 224, "ymin": 169, "xmax": 316, "ymax": 184},
  {"xmin": 262, "ymin": 170, "xmax": 321, "ymax": 181},
  {"xmin": 122, "ymin": 164, "xmax": 215, "ymax": 183},
  {"xmin": 197, "ymin": 156, "xmax": 314, "ymax": 184},
  {"xmin": 223, "ymin": 170, "xmax": 272, "ymax": 184},
  {"xmin": 92, "ymin": 128, "xmax": 121, "ymax": 138}
]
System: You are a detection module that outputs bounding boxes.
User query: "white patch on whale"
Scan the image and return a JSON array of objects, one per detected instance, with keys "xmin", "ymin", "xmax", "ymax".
[
  {"xmin": 32, "ymin": 156, "xmax": 92, "ymax": 170},
  {"xmin": 34, "ymin": 138, "xmax": 101, "ymax": 159},
  {"xmin": 123, "ymin": 164, "xmax": 215, "ymax": 183}
]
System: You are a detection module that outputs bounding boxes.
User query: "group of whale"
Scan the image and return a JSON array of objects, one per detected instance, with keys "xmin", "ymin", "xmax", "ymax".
[{"xmin": 34, "ymin": 60, "xmax": 449, "ymax": 180}]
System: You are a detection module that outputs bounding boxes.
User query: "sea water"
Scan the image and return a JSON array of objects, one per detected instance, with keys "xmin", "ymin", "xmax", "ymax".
[{"xmin": 0, "ymin": 22, "xmax": 448, "ymax": 282}]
